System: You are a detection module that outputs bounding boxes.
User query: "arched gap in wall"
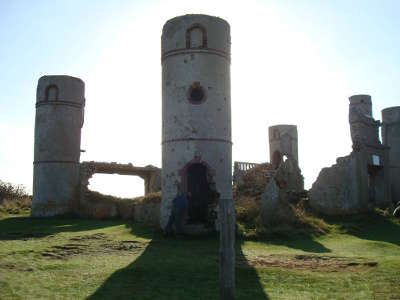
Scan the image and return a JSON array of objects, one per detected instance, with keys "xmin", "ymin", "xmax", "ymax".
[{"xmin": 88, "ymin": 174, "xmax": 145, "ymax": 199}]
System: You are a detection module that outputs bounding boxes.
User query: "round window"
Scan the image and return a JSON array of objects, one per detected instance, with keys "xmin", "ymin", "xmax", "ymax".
[{"xmin": 188, "ymin": 82, "xmax": 206, "ymax": 104}]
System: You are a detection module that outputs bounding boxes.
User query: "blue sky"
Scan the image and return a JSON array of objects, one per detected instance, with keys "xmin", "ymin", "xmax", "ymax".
[{"xmin": 1, "ymin": 0, "xmax": 399, "ymax": 196}]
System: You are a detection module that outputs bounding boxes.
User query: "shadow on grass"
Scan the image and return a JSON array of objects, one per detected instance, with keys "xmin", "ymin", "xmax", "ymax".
[
  {"xmin": 88, "ymin": 224, "xmax": 269, "ymax": 300},
  {"xmin": 0, "ymin": 216, "xmax": 124, "ymax": 240},
  {"xmin": 324, "ymin": 212, "xmax": 400, "ymax": 246},
  {"xmin": 267, "ymin": 234, "xmax": 331, "ymax": 253}
]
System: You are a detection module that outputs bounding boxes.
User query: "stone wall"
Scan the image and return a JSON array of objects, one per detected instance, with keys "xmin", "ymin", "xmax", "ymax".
[
  {"xmin": 309, "ymin": 154, "xmax": 361, "ymax": 215},
  {"xmin": 310, "ymin": 95, "xmax": 392, "ymax": 215}
]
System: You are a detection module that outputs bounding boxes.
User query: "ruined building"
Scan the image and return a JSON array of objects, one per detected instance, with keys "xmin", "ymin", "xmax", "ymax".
[
  {"xmin": 160, "ymin": 14, "xmax": 232, "ymax": 232},
  {"xmin": 310, "ymin": 95, "xmax": 393, "ymax": 214},
  {"xmin": 32, "ymin": 76, "xmax": 161, "ymax": 217},
  {"xmin": 32, "ymin": 76, "xmax": 85, "ymax": 216},
  {"xmin": 234, "ymin": 124, "xmax": 302, "ymax": 186},
  {"xmin": 31, "ymin": 17, "xmax": 397, "ymax": 221},
  {"xmin": 269, "ymin": 125, "xmax": 299, "ymax": 169}
]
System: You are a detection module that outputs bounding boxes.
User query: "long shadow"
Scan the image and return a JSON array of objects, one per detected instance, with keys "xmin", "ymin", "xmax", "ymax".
[
  {"xmin": 0, "ymin": 215, "xmax": 269, "ymax": 298},
  {"xmin": 0, "ymin": 216, "xmax": 124, "ymax": 240},
  {"xmin": 324, "ymin": 212, "xmax": 400, "ymax": 246},
  {"xmin": 236, "ymin": 241, "xmax": 270, "ymax": 299},
  {"xmin": 88, "ymin": 224, "xmax": 269, "ymax": 299},
  {"xmin": 265, "ymin": 234, "xmax": 331, "ymax": 253}
]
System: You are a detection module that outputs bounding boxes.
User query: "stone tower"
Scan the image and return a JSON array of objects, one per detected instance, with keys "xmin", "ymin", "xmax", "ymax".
[
  {"xmin": 382, "ymin": 106, "xmax": 400, "ymax": 203},
  {"xmin": 161, "ymin": 14, "xmax": 232, "ymax": 232},
  {"xmin": 32, "ymin": 75, "xmax": 85, "ymax": 217},
  {"xmin": 349, "ymin": 94, "xmax": 380, "ymax": 148},
  {"xmin": 347, "ymin": 94, "xmax": 390, "ymax": 209},
  {"xmin": 268, "ymin": 124, "xmax": 298, "ymax": 169}
]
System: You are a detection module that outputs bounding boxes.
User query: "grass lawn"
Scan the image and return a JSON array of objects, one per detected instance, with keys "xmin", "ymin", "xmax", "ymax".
[{"xmin": 0, "ymin": 212, "xmax": 399, "ymax": 300}]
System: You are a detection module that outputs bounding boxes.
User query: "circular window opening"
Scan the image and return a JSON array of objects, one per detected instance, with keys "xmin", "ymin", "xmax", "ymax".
[{"xmin": 188, "ymin": 82, "xmax": 206, "ymax": 104}]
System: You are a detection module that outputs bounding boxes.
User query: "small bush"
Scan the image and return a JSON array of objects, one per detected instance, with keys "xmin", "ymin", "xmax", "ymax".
[{"xmin": 0, "ymin": 180, "xmax": 31, "ymax": 216}]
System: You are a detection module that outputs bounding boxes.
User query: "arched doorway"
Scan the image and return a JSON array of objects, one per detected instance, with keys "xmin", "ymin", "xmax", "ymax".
[{"xmin": 185, "ymin": 163, "xmax": 211, "ymax": 224}]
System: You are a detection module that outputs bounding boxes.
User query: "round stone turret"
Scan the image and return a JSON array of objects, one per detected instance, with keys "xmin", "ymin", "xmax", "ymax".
[
  {"xmin": 161, "ymin": 14, "xmax": 232, "ymax": 232},
  {"xmin": 349, "ymin": 95, "xmax": 372, "ymax": 117},
  {"xmin": 32, "ymin": 75, "xmax": 85, "ymax": 216},
  {"xmin": 348, "ymin": 94, "xmax": 380, "ymax": 147},
  {"xmin": 382, "ymin": 106, "xmax": 400, "ymax": 203}
]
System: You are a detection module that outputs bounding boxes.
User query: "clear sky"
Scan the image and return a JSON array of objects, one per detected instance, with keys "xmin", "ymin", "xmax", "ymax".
[{"xmin": 1, "ymin": 0, "xmax": 399, "ymax": 197}]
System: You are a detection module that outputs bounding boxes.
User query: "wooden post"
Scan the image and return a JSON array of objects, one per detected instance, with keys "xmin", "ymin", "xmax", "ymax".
[{"xmin": 219, "ymin": 197, "xmax": 235, "ymax": 299}]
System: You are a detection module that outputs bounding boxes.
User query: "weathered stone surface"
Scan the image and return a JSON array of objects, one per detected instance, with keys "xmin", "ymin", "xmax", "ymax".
[
  {"xmin": 309, "ymin": 155, "xmax": 360, "ymax": 215},
  {"xmin": 133, "ymin": 202, "xmax": 160, "ymax": 225},
  {"xmin": 260, "ymin": 179, "xmax": 280, "ymax": 222},
  {"xmin": 79, "ymin": 161, "xmax": 161, "ymax": 214},
  {"xmin": 382, "ymin": 106, "xmax": 400, "ymax": 204},
  {"xmin": 274, "ymin": 157, "xmax": 304, "ymax": 193},
  {"xmin": 269, "ymin": 125, "xmax": 298, "ymax": 169},
  {"xmin": 310, "ymin": 95, "xmax": 392, "ymax": 215},
  {"xmin": 81, "ymin": 191, "xmax": 161, "ymax": 224},
  {"xmin": 349, "ymin": 95, "xmax": 380, "ymax": 147},
  {"xmin": 161, "ymin": 14, "xmax": 232, "ymax": 234},
  {"xmin": 32, "ymin": 75, "xmax": 85, "ymax": 217}
]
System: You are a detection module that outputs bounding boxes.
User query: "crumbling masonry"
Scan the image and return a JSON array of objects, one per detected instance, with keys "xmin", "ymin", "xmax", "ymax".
[
  {"xmin": 32, "ymin": 76, "xmax": 160, "ymax": 217},
  {"xmin": 310, "ymin": 95, "xmax": 394, "ymax": 214}
]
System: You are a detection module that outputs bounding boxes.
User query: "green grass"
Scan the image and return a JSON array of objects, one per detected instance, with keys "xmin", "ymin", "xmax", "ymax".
[{"xmin": 0, "ymin": 211, "xmax": 399, "ymax": 299}]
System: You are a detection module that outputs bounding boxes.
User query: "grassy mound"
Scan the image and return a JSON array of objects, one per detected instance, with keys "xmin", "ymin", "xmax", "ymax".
[{"xmin": 234, "ymin": 165, "xmax": 331, "ymax": 239}]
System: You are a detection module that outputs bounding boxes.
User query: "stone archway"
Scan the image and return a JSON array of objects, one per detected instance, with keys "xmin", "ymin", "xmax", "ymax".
[{"xmin": 79, "ymin": 161, "xmax": 161, "ymax": 208}]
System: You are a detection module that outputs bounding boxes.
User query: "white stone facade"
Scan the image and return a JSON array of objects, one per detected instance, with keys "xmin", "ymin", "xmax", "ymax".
[{"xmin": 161, "ymin": 14, "xmax": 232, "ymax": 230}]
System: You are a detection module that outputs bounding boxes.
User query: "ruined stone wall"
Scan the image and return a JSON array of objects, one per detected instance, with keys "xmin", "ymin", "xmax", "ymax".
[
  {"xmin": 310, "ymin": 154, "xmax": 361, "ymax": 215},
  {"xmin": 161, "ymin": 14, "xmax": 232, "ymax": 231},
  {"xmin": 32, "ymin": 75, "xmax": 85, "ymax": 216},
  {"xmin": 233, "ymin": 161, "xmax": 260, "ymax": 185},
  {"xmin": 310, "ymin": 95, "xmax": 391, "ymax": 215},
  {"xmin": 382, "ymin": 106, "xmax": 400, "ymax": 203},
  {"xmin": 79, "ymin": 161, "xmax": 161, "ymax": 214},
  {"xmin": 268, "ymin": 125, "xmax": 298, "ymax": 169}
]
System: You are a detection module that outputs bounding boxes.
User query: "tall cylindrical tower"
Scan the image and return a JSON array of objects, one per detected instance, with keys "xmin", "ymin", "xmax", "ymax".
[
  {"xmin": 32, "ymin": 75, "xmax": 85, "ymax": 217},
  {"xmin": 161, "ymin": 15, "xmax": 232, "ymax": 231},
  {"xmin": 349, "ymin": 95, "xmax": 380, "ymax": 146},
  {"xmin": 268, "ymin": 124, "xmax": 298, "ymax": 169},
  {"xmin": 382, "ymin": 106, "xmax": 400, "ymax": 203}
]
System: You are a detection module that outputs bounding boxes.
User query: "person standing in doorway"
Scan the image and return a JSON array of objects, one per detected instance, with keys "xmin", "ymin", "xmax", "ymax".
[{"xmin": 165, "ymin": 188, "xmax": 189, "ymax": 236}]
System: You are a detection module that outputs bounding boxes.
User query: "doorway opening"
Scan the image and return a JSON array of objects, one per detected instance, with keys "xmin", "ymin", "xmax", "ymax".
[
  {"xmin": 185, "ymin": 163, "xmax": 214, "ymax": 224},
  {"xmin": 367, "ymin": 165, "xmax": 384, "ymax": 205}
]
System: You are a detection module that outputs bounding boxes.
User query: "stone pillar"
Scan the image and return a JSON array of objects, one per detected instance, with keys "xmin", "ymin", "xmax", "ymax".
[
  {"xmin": 382, "ymin": 106, "xmax": 400, "ymax": 203},
  {"xmin": 161, "ymin": 14, "xmax": 232, "ymax": 231},
  {"xmin": 268, "ymin": 124, "xmax": 298, "ymax": 169},
  {"xmin": 32, "ymin": 75, "xmax": 85, "ymax": 216}
]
